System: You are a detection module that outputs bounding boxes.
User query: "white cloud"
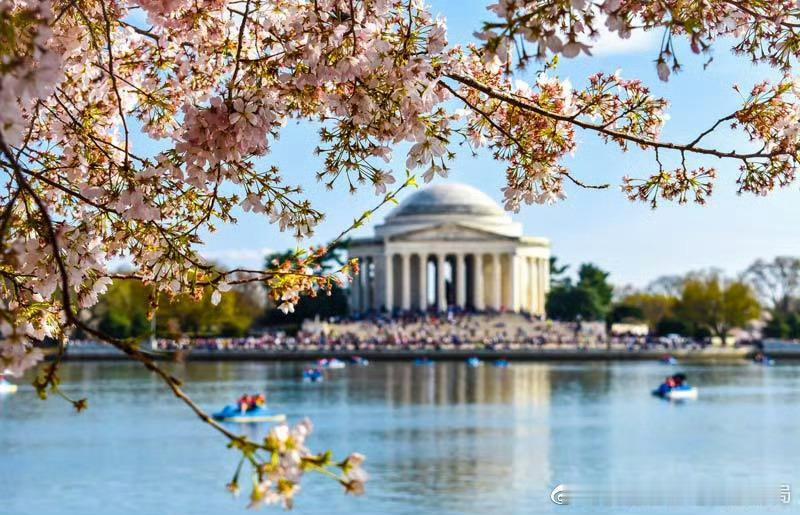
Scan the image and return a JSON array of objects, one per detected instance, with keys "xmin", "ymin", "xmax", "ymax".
[
  {"xmin": 587, "ymin": 25, "xmax": 659, "ymax": 57},
  {"xmin": 592, "ymin": 25, "xmax": 659, "ymax": 58},
  {"xmin": 201, "ymin": 247, "xmax": 273, "ymax": 268}
]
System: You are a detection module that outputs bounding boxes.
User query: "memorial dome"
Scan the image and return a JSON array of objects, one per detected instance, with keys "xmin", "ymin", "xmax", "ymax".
[
  {"xmin": 388, "ymin": 183, "xmax": 505, "ymax": 218},
  {"xmin": 375, "ymin": 183, "xmax": 521, "ymax": 238}
]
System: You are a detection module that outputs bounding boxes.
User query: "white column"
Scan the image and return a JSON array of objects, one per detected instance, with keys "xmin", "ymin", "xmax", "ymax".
[
  {"xmin": 528, "ymin": 257, "xmax": 537, "ymax": 314},
  {"xmin": 539, "ymin": 257, "xmax": 548, "ymax": 316},
  {"xmin": 473, "ymin": 253, "xmax": 484, "ymax": 311},
  {"xmin": 492, "ymin": 253, "xmax": 502, "ymax": 311},
  {"xmin": 418, "ymin": 254, "xmax": 428, "ymax": 311},
  {"xmin": 510, "ymin": 253, "xmax": 521, "ymax": 312},
  {"xmin": 364, "ymin": 256, "xmax": 372, "ymax": 311},
  {"xmin": 437, "ymin": 253, "xmax": 447, "ymax": 312},
  {"xmin": 351, "ymin": 255, "xmax": 361, "ymax": 312},
  {"xmin": 384, "ymin": 253, "xmax": 394, "ymax": 312},
  {"xmin": 401, "ymin": 253, "xmax": 411, "ymax": 311},
  {"xmin": 455, "ymin": 253, "xmax": 466, "ymax": 308},
  {"xmin": 518, "ymin": 257, "xmax": 525, "ymax": 313}
]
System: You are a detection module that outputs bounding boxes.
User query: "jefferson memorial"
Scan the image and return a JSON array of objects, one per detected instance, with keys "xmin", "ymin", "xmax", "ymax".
[{"xmin": 348, "ymin": 183, "xmax": 551, "ymax": 315}]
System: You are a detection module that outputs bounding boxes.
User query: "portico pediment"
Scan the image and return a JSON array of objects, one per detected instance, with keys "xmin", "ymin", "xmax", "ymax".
[{"xmin": 388, "ymin": 222, "xmax": 517, "ymax": 242}]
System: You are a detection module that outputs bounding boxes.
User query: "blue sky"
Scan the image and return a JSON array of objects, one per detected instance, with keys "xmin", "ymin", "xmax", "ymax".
[{"xmin": 195, "ymin": 1, "xmax": 800, "ymax": 288}]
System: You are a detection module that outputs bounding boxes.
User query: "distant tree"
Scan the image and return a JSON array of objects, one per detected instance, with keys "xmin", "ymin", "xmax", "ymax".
[
  {"xmin": 647, "ymin": 275, "xmax": 686, "ymax": 297},
  {"xmin": 549, "ymin": 256, "xmax": 570, "ymax": 287},
  {"xmin": 621, "ymin": 292, "xmax": 679, "ymax": 333},
  {"xmin": 745, "ymin": 257, "xmax": 800, "ymax": 316},
  {"xmin": 547, "ymin": 285, "xmax": 601, "ymax": 321},
  {"xmin": 262, "ymin": 288, "xmax": 350, "ymax": 327},
  {"xmin": 763, "ymin": 311, "xmax": 800, "ymax": 339},
  {"xmin": 546, "ymin": 262, "xmax": 613, "ymax": 321},
  {"xmin": 607, "ymin": 304, "xmax": 645, "ymax": 326},
  {"xmin": 675, "ymin": 276, "xmax": 761, "ymax": 343},
  {"xmin": 156, "ymin": 288, "xmax": 261, "ymax": 338},
  {"xmin": 92, "ymin": 280, "xmax": 152, "ymax": 339},
  {"xmin": 262, "ymin": 241, "xmax": 350, "ymax": 325},
  {"xmin": 91, "ymin": 278, "xmax": 261, "ymax": 339},
  {"xmin": 655, "ymin": 316, "xmax": 692, "ymax": 337},
  {"xmin": 577, "ymin": 264, "xmax": 613, "ymax": 309}
]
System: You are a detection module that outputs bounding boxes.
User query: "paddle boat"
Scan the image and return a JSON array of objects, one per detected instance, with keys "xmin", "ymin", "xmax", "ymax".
[
  {"xmin": 652, "ymin": 373, "xmax": 698, "ymax": 400},
  {"xmin": 414, "ymin": 357, "xmax": 434, "ymax": 366},
  {"xmin": 303, "ymin": 368, "xmax": 324, "ymax": 382},
  {"xmin": 212, "ymin": 404, "xmax": 286, "ymax": 424},
  {"xmin": 350, "ymin": 356, "xmax": 370, "ymax": 366},
  {"xmin": 753, "ymin": 352, "xmax": 776, "ymax": 366},
  {"xmin": 466, "ymin": 357, "xmax": 482, "ymax": 368},
  {"xmin": 318, "ymin": 358, "xmax": 346, "ymax": 369},
  {"xmin": 0, "ymin": 377, "xmax": 18, "ymax": 394},
  {"xmin": 661, "ymin": 355, "xmax": 678, "ymax": 365},
  {"xmin": 494, "ymin": 359, "xmax": 510, "ymax": 368}
]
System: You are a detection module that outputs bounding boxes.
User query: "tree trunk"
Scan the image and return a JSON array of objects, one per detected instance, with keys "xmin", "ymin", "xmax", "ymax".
[{"xmin": 716, "ymin": 326, "xmax": 728, "ymax": 346}]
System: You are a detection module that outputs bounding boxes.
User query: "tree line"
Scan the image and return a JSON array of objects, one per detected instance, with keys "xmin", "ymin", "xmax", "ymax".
[
  {"xmin": 88, "ymin": 245, "xmax": 350, "ymax": 340},
  {"xmin": 547, "ymin": 257, "xmax": 800, "ymax": 343},
  {"xmin": 90, "ymin": 253, "xmax": 799, "ymax": 343}
]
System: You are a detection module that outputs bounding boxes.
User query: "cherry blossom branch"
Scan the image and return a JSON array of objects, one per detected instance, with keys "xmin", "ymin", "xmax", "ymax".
[
  {"xmin": 446, "ymin": 72, "xmax": 782, "ymax": 163},
  {"xmin": 440, "ymin": 80, "xmax": 609, "ymax": 190},
  {"xmin": 227, "ymin": 0, "xmax": 252, "ymax": 100},
  {"xmin": 98, "ymin": 1, "xmax": 130, "ymax": 172}
]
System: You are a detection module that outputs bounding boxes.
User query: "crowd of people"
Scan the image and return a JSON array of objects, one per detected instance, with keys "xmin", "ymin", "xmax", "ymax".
[{"xmin": 68, "ymin": 312, "xmax": 709, "ymax": 353}]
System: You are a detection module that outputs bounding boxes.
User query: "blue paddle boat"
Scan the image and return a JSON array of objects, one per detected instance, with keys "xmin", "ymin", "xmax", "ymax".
[
  {"xmin": 652, "ymin": 373, "xmax": 698, "ymax": 400},
  {"xmin": 466, "ymin": 357, "xmax": 482, "ymax": 368},
  {"xmin": 661, "ymin": 355, "xmax": 678, "ymax": 365},
  {"xmin": 494, "ymin": 359, "xmax": 510, "ymax": 368},
  {"xmin": 212, "ymin": 404, "xmax": 286, "ymax": 423},
  {"xmin": 414, "ymin": 357, "xmax": 434, "ymax": 366},
  {"xmin": 753, "ymin": 353, "xmax": 775, "ymax": 366},
  {"xmin": 318, "ymin": 358, "xmax": 346, "ymax": 369},
  {"xmin": 303, "ymin": 368, "xmax": 324, "ymax": 382}
]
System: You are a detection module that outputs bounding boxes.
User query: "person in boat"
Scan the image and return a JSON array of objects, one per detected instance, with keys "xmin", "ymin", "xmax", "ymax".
[
  {"xmin": 657, "ymin": 374, "xmax": 685, "ymax": 395},
  {"xmin": 238, "ymin": 394, "xmax": 251, "ymax": 413},
  {"xmin": 237, "ymin": 393, "xmax": 267, "ymax": 413},
  {"xmin": 656, "ymin": 376, "xmax": 672, "ymax": 396}
]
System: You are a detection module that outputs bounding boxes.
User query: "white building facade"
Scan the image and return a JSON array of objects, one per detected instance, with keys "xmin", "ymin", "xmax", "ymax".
[{"xmin": 348, "ymin": 184, "xmax": 550, "ymax": 315}]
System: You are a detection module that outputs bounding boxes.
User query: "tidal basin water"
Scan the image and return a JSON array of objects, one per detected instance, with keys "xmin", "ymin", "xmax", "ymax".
[{"xmin": 2, "ymin": 361, "xmax": 799, "ymax": 515}]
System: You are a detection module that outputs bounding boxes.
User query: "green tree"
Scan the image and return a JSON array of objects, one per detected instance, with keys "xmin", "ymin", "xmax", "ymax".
[
  {"xmin": 92, "ymin": 278, "xmax": 261, "ymax": 340},
  {"xmin": 763, "ymin": 311, "xmax": 800, "ymax": 339},
  {"xmin": 156, "ymin": 288, "xmax": 261, "ymax": 338},
  {"xmin": 262, "ymin": 241, "xmax": 350, "ymax": 326},
  {"xmin": 675, "ymin": 276, "xmax": 761, "ymax": 343},
  {"xmin": 620, "ymin": 292, "xmax": 679, "ymax": 334},
  {"xmin": 607, "ymin": 304, "xmax": 645, "ymax": 325},
  {"xmin": 577, "ymin": 264, "xmax": 613, "ymax": 309},
  {"xmin": 92, "ymin": 280, "xmax": 151, "ymax": 339},
  {"xmin": 546, "ymin": 262, "xmax": 614, "ymax": 321},
  {"xmin": 549, "ymin": 256, "xmax": 570, "ymax": 287}
]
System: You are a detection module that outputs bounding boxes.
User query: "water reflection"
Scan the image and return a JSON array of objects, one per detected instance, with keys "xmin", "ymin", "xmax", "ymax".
[
  {"xmin": 374, "ymin": 362, "xmax": 551, "ymax": 406},
  {"xmin": 2, "ymin": 361, "xmax": 799, "ymax": 514}
]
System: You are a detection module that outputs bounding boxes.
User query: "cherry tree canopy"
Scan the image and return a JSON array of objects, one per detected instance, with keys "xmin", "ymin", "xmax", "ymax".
[{"xmin": 2, "ymin": 0, "xmax": 800, "ymax": 508}]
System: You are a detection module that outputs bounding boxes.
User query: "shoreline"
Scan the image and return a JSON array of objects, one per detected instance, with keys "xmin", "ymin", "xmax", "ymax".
[{"xmin": 57, "ymin": 346, "xmax": 775, "ymax": 362}]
